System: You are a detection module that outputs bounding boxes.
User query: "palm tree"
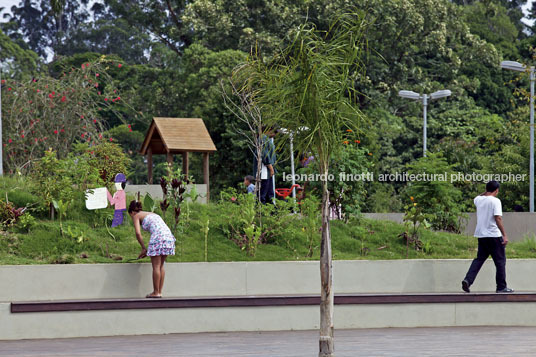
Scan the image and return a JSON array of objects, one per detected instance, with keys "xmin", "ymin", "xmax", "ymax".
[{"xmin": 243, "ymin": 11, "xmax": 368, "ymax": 356}]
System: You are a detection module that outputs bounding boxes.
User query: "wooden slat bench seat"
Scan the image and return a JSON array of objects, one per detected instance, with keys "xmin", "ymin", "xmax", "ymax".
[{"xmin": 11, "ymin": 292, "xmax": 536, "ymax": 313}]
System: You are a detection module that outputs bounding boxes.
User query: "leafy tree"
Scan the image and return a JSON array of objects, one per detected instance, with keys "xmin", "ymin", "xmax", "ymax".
[
  {"xmin": 3, "ymin": 0, "xmax": 91, "ymax": 58},
  {"xmin": 0, "ymin": 29, "xmax": 39, "ymax": 76}
]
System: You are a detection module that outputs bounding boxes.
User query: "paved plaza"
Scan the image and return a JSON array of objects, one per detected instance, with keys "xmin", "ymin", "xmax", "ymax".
[{"xmin": 1, "ymin": 326, "xmax": 535, "ymax": 356}]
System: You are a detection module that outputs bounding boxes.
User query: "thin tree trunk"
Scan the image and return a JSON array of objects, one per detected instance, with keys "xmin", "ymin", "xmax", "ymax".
[{"xmin": 319, "ymin": 165, "xmax": 334, "ymax": 356}]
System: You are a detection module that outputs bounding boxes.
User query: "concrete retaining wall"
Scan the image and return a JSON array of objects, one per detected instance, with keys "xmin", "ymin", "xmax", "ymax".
[
  {"xmin": 2, "ymin": 260, "xmax": 535, "ymax": 303},
  {"xmin": 2, "ymin": 260, "xmax": 536, "ymax": 340},
  {"xmin": 363, "ymin": 212, "xmax": 536, "ymax": 242}
]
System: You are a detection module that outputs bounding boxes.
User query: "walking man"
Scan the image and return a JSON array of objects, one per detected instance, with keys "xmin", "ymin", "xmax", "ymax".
[{"xmin": 462, "ymin": 181, "xmax": 513, "ymax": 293}]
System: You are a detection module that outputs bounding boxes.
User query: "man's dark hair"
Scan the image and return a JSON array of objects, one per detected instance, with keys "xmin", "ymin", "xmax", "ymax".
[
  {"xmin": 244, "ymin": 175, "xmax": 255, "ymax": 184},
  {"xmin": 486, "ymin": 180, "xmax": 500, "ymax": 192}
]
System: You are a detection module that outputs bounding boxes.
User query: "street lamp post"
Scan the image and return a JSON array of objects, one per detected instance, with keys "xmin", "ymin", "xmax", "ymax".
[
  {"xmin": 501, "ymin": 60, "xmax": 535, "ymax": 213},
  {"xmin": 398, "ymin": 89, "xmax": 451, "ymax": 157}
]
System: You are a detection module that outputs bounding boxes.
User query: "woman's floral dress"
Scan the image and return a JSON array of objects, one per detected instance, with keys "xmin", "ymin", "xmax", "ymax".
[{"xmin": 142, "ymin": 214, "xmax": 176, "ymax": 256}]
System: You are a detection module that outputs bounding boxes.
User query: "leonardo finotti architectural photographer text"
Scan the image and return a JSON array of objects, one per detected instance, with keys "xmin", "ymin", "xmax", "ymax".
[{"xmin": 282, "ymin": 172, "xmax": 527, "ymax": 183}]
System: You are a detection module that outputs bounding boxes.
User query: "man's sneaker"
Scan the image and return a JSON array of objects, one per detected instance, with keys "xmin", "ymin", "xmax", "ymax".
[
  {"xmin": 496, "ymin": 287, "xmax": 514, "ymax": 293},
  {"xmin": 462, "ymin": 280, "xmax": 470, "ymax": 293}
]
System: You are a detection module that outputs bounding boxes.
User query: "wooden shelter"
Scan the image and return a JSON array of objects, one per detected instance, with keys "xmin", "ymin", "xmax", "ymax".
[{"xmin": 140, "ymin": 117, "xmax": 217, "ymax": 200}]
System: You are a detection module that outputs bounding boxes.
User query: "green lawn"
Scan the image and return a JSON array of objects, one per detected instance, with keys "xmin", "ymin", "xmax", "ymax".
[{"xmin": 1, "ymin": 175, "xmax": 536, "ymax": 265}]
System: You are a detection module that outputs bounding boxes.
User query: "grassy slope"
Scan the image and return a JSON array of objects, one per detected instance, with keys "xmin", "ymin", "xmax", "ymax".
[{"xmin": 1, "ymin": 176, "xmax": 536, "ymax": 265}]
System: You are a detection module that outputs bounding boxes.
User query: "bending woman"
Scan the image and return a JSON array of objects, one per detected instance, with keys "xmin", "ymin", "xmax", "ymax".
[{"xmin": 128, "ymin": 200, "xmax": 176, "ymax": 298}]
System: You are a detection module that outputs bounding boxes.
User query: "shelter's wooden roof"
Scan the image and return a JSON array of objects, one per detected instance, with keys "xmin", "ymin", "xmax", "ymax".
[{"xmin": 140, "ymin": 117, "xmax": 217, "ymax": 155}]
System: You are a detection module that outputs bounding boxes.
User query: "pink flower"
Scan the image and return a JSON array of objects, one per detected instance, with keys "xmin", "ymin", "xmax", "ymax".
[
  {"xmin": 60, "ymin": 129, "xmax": 64, "ymax": 133},
  {"xmin": 21, "ymin": 134, "xmax": 24, "ymax": 138},
  {"xmin": 8, "ymin": 139, "xmax": 12, "ymax": 143},
  {"xmin": 7, "ymin": 88, "xmax": 11, "ymax": 91},
  {"xmin": 61, "ymin": 96, "xmax": 66, "ymax": 102},
  {"xmin": 118, "ymin": 64, "xmax": 122, "ymax": 68},
  {"xmin": 96, "ymin": 73, "xmax": 99, "ymax": 77},
  {"xmin": 93, "ymin": 119, "xmax": 97, "ymax": 123},
  {"xmin": 54, "ymin": 130, "xmax": 58, "ymax": 134},
  {"xmin": 109, "ymin": 138, "xmax": 113, "ymax": 142},
  {"xmin": 104, "ymin": 98, "xmax": 108, "ymax": 101}
]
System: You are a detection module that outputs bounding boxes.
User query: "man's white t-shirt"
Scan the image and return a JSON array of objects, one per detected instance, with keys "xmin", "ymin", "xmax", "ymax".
[{"xmin": 474, "ymin": 195, "xmax": 503, "ymax": 238}]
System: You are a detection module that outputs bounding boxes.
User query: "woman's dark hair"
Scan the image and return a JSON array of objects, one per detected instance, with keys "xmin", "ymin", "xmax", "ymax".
[{"xmin": 128, "ymin": 200, "xmax": 142, "ymax": 214}]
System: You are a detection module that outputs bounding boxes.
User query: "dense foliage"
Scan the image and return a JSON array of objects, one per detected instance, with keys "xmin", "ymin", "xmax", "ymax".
[{"xmin": 1, "ymin": 0, "xmax": 535, "ymax": 212}]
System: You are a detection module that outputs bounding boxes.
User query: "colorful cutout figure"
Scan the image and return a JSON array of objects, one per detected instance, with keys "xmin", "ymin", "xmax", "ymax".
[{"xmin": 107, "ymin": 173, "xmax": 127, "ymax": 227}]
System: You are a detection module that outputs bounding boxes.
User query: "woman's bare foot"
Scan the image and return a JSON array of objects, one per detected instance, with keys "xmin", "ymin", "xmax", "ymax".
[{"xmin": 146, "ymin": 292, "xmax": 162, "ymax": 298}]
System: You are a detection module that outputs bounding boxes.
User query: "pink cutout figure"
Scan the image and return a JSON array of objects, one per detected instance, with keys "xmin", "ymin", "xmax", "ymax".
[{"xmin": 107, "ymin": 173, "xmax": 127, "ymax": 227}]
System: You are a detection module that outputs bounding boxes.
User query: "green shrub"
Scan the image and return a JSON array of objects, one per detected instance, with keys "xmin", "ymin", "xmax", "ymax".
[
  {"xmin": 15, "ymin": 213, "xmax": 36, "ymax": 233},
  {"xmin": 404, "ymin": 152, "xmax": 467, "ymax": 232}
]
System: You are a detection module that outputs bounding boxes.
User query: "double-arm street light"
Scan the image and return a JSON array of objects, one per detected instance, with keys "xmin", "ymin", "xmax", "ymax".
[
  {"xmin": 398, "ymin": 89, "xmax": 452, "ymax": 157},
  {"xmin": 500, "ymin": 60, "xmax": 535, "ymax": 212}
]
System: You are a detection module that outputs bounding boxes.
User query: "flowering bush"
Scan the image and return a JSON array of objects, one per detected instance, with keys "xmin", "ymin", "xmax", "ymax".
[{"xmin": 1, "ymin": 57, "xmax": 133, "ymax": 172}]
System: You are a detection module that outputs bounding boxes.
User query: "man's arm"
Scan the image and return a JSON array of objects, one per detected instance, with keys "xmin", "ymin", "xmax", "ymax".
[{"xmin": 495, "ymin": 216, "xmax": 508, "ymax": 245}]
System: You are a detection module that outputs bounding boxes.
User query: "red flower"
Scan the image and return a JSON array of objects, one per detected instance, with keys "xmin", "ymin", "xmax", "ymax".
[
  {"xmin": 61, "ymin": 96, "xmax": 66, "ymax": 102},
  {"xmin": 60, "ymin": 129, "xmax": 65, "ymax": 133},
  {"xmin": 21, "ymin": 134, "xmax": 24, "ymax": 138},
  {"xmin": 127, "ymin": 124, "xmax": 131, "ymax": 128},
  {"xmin": 81, "ymin": 133, "xmax": 85, "ymax": 138},
  {"xmin": 109, "ymin": 138, "xmax": 113, "ymax": 142},
  {"xmin": 48, "ymin": 94, "xmax": 53, "ymax": 98},
  {"xmin": 96, "ymin": 73, "xmax": 99, "ymax": 77},
  {"xmin": 95, "ymin": 83, "xmax": 98, "ymax": 87},
  {"xmin": 34, "ymin": 138, "xmax": 38, "ymax": 143},
  {"xmin": 52, "ymin": 91, "xmax": 55, "ymax": 95},
  {"xmin": 91, "ymin": 151, "xmax": 94, "ymax": 155},
  {"xmin": 54, "ymin": 130, "xmax": 58, "ymax": 134},
  {"xmin": 355, "ymin": 140, "xmax": 360, "ymax": 144},
  {"xmin": 129, "ymin": 129, "xmax": 132, "ymax": 132},
  {"xmin": 116, "ymin": 96, "xmax": 121, "ymax": 101},
  {"xmin": 99, "ymin": 134, "xmax": 102, "ymax": 139},
  {"xmin": 7, "ymin": 88, "xmax": 11, "ymax": 91},
  {"xmin": 104, "ymin": 98, "xmax": 108, "ymax": 101},
  {"xmin": 80, "ymin": 115, "xmax": 84, "ymax": 119},
  {"xmin": 81, "ymin": 64, "xmax": 85, "ymax": 69},
  {"xmin": 118, "ymin": 64, "xmax": 122, "ymax": 68},
  {"xmin": 1, "ymin": 80, "xmax": 4, "ymax": 84},
  {"xmin": 93, "ymin": 119, "xmax": 97, "ymax": 123},
  {"xmin": 8, "ymin": 139, "xmax": 12, "ymax": 143},
  {"xmin": 98, "ymin": 91, "xmax": 101, "ymax": 95}
]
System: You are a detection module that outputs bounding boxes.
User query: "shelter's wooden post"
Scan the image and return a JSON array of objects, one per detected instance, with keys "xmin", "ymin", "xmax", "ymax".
[
  {"xmin": 203, "ymin": 152, "xmax": 210, "ymax": 202},
  {"xmin": 182, "ymin": 152, "xmax": 189, "ymax": 176},
  {"xmin": 167, "ymin": 152, "xmax": 173, "ymax": 168},
  {"xmin": 147, "ymin": 147, "xmax": 153, "ymax": 184}
]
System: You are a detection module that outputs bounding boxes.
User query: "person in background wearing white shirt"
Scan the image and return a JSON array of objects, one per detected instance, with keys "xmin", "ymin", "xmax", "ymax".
[{"xmin": 462, "ymin": 181, "xmax": 514, "ymax": 293}]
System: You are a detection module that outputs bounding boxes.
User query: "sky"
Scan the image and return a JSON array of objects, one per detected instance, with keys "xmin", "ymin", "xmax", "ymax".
[{"xmin": 0, "ymin": 0, "xmax": 19, "ymax": 18}]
